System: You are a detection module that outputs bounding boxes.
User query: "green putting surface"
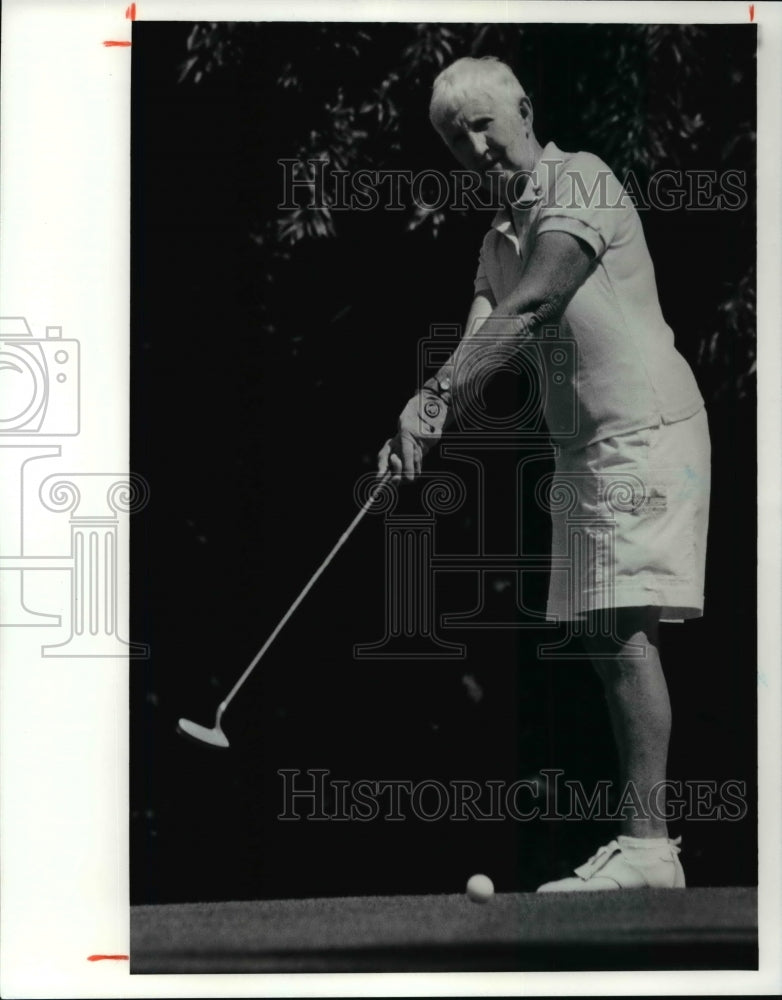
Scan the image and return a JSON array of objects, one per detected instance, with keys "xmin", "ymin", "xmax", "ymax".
[{"xmin": 131, "ymin": 887, "xmax": 757, "ymax": 973}]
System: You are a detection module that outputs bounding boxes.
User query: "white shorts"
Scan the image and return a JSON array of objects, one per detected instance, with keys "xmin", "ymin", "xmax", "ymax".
[{"xmin": 545, "ymin": 408, "xmax": 711, "ymax": 623}]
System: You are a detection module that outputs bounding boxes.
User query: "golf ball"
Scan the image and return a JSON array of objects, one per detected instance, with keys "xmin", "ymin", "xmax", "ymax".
[{"xmin": 466, "ymin": 873, "xmax": 494, "ymax": 903}]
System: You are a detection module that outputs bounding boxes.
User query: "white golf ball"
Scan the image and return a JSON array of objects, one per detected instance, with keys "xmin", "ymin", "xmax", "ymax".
[{"xmin": 466, "ymin": 873, "xmax": 494, "ymax": 903}]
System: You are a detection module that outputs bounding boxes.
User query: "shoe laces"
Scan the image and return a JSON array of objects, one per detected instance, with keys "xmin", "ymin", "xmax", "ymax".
[
  {"xmin": 576, "ymin": 840, "xmax": 622, "ymax": 878},
  {"xmin": 577, "ymin": 836, "xmax": 682, "ymax": 879}
]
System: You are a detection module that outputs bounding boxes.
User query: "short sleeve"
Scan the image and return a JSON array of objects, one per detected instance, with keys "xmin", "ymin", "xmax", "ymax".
[
  {"xmin": 473, "ymin": 240, "xmax": 491, "ymax": 298},
  {"xmin": 536, "ymin": 153, "xmax": 629, "ymax": 260}
]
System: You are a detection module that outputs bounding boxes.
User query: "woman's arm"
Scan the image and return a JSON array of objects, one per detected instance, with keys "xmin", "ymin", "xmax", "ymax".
[
  {"xmin": 427, "ymin": 231, "xmax": 594, "ymax": 408},
  {"xmin": 378, "ymin": 230, "xmax": 594, "ymax": 481}
]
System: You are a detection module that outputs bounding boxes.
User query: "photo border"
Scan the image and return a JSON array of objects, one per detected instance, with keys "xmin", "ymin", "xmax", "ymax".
[{"xmin": 1, "ymin": 1, "xmax": 779, "ymax": 996}]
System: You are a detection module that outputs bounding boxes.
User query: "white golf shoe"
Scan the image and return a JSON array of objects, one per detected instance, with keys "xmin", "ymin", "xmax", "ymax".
[{"xmin": 536, "ymin": 835, "xmax": 686, "ymax": 892}]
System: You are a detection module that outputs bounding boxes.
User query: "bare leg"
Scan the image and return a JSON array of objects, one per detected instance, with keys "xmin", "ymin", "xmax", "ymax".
[{"xmin": 582, "ymin": 607, "xmax": 670, "ymax": 838}]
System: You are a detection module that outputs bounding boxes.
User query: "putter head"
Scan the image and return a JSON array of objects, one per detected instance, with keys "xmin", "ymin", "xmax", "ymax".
[{"xmin": 177, "ymin": 717, "xmax": 230, "ymax": 749}]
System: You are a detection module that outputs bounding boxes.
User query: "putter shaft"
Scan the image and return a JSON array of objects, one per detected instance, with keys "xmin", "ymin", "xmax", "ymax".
[{"xmin": 217, "ymin": 472, "xmax": 392, "ymax": 717}]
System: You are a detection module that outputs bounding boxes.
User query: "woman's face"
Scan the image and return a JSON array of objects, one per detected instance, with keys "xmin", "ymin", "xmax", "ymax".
[{"xmin": 435, "ymin": 88, "xmax": 537, "ymax": 201}]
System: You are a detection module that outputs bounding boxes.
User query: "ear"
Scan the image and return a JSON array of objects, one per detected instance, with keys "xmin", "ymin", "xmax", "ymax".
[{"xmin": 519, "ymin": 96, "xmax": 533, "ymax": 126}]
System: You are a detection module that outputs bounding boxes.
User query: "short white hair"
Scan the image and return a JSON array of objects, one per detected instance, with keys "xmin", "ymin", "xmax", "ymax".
[{"xmin": 429, "ymin": 56, "xmax": 526, "ymax": 130}]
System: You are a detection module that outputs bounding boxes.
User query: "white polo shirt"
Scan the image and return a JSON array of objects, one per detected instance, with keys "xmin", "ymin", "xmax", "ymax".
[{"xmin": 473, "ymin": 142, "xmax": 704, "ymax": 449}]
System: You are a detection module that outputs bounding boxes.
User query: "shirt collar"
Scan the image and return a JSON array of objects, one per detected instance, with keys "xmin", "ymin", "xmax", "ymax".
[{"xmin": 489, "ymin": 141, "xmax": 566, "ymax": 235}]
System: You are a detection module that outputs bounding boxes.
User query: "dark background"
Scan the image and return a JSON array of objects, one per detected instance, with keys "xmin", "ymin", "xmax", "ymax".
[{"xmin": 130, "ymin": 21, "xmax": 757, "ymax": 904}]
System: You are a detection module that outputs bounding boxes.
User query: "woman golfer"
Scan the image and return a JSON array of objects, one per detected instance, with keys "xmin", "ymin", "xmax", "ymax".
[{"xmin": 378, "ymin": 56, "xmax": 710, "ymax": 891}]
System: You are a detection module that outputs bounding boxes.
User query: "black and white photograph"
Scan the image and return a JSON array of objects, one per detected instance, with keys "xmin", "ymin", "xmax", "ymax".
[
  {"xmin": 130, "ymin": 13, "xmax": 759, "ymax": 977},
  {"xmin": 0, "ymin": 1, "xmax": 779, "ymax": 996}
]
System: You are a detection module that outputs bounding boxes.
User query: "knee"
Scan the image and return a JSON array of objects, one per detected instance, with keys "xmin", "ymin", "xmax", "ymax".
[
  {"xmin": 591, "ymin": 654, "xmax": 649, "ymax": 691},
  {"xmin": 582, "ymin": 607, "xmax": 660, "ymax": 652},
  {"xmin": 582, "ymin": 607, "xmax": 661, "ymax": 683}
]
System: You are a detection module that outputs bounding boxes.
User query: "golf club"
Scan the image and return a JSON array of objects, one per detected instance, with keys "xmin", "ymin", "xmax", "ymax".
[{"xmin": 177, "ymin": 471, "xmax": 393, "ymax": 748}]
